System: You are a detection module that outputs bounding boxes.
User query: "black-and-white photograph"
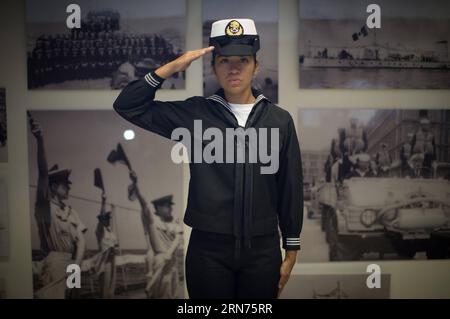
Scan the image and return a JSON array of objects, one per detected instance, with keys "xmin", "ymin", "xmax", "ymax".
[
  {"xmin": 202, "ymin": 0, "xmax": 279, "ymax": 102},
  {"xmin": 0, "ymin": 88, "xmax": 7, "ymax": 162},
  {"xmin": 27, "ymin": 110, "xmax": 185, "ymax": 299},
  {"xmin": 298, "ymin": 109, "xmax": 450, "ymax": 263},
  {"xmin": 0, "ymin": 178, "xmax": 8, "ymax": 259},
  {"xmin": 26, "ymin": 0, "xmax": 186, "ymax": 90},
  {"xmin": 299, "ymin": 0, "xmax": 450, "ymax": 89},
  {"xmin": 281, "ymin": 274, "xmax": 390, "ymax": 299}
]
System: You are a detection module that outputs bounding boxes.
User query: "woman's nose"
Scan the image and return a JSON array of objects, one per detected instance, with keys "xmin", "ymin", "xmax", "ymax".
[{"xmin": 229, "ymin": 64, "xmax": 240, "ymax": 73}]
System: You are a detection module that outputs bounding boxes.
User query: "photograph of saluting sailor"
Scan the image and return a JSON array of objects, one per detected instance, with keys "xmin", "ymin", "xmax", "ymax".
[
  {"xmin": 27, "ymin": 110, "xmax": 184, "ymax": 298},
  {"xmin": 299, "ymin": 108, "xmax": 450, "ymax": 263},
  {"xmin": 298, "ymin": 0, "xmax": 450, "ymax": 89},
  {"xmin": 26, "ymin": 0, "xmax": 186, "ymax": 90}
]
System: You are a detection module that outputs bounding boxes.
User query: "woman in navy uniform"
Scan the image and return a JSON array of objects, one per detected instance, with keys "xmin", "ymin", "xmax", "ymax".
[{"xmin": 114, "ymin": 18, "xmax": 303, "ymax": 299}]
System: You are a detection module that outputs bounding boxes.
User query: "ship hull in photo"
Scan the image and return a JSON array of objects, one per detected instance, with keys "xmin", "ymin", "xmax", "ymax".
[{"xmin": 301, "ymin": 58, "xmax": 450, "ymax": 69}]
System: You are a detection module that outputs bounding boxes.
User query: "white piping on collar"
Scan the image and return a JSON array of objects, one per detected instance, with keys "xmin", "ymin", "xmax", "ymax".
[
  {"xmin": 207, "ymin": 93, "xmax": 267, "ymax": 109},
  {"xmin": 207, "ymin": 95, "xmax": 231, "ymax": 111},
  {"xmin": 254, "ymin": 94, "xmax": 266, "ymax": 105}
]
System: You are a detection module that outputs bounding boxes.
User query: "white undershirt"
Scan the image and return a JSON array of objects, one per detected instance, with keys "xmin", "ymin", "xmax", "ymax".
[{"xmin": 228, "ymin": 103, "xmax": 254, "ymax": 127}]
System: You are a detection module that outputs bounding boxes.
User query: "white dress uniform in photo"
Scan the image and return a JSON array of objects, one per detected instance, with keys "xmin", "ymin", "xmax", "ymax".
[
  {"xmin": 35, "ymin": 200, "xmax": 87, "ymax": 299},
  {"xmin": 145, "ymin": 217, "xmax": 182, "ymax": 299}
]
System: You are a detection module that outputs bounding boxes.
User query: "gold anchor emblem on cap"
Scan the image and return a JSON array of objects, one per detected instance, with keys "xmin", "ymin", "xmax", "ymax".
[{"xmin": 225, "ymin": 20, "xmax": 244, "ymax": 36}]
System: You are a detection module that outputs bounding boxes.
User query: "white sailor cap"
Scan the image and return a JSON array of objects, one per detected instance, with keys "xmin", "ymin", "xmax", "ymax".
[{"xmin": 209, "ymin": 18, "xmax": 260, "ymax": 56}]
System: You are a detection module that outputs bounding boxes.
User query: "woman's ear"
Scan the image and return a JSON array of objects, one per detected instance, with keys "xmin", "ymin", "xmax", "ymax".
[{"xmin": 253, "ymin": 61, "xmax": 259, "ymax": 78}]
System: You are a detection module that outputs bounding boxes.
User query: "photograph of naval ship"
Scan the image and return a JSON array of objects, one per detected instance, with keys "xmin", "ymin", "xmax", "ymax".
[
  {"xmin": 298, "ymin": 0, "xmax": 450, "ymax": 89},
  {"xmin": 301, "ymin": 40, "xmax": 450, "ymax": 70}
]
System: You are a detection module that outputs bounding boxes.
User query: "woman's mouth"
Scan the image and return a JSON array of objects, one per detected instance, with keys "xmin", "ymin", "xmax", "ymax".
[{"xmin": 228, "ymin": 78, "xmax": 241, "ymax": 86}]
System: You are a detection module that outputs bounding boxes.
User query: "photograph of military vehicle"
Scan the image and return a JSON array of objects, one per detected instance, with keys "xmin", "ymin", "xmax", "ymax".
[{"xmin": 300, "ymin": 109, "xmax": 450, "ymax": 262}]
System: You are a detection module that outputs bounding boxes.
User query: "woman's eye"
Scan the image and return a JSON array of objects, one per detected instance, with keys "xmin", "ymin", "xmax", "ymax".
[
  {"xmin": 240, "ymin": 58, "xmax": 249, "ymax": 63},
  {"xmin": 219, "ymin": 59, "xmax": 228, "ymax": 64}
]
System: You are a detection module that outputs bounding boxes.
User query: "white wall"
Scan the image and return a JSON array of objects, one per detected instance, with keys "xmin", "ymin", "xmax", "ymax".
[{"xmin": 0, "ymin": 0, "xmax": 449, "ymax": 298}]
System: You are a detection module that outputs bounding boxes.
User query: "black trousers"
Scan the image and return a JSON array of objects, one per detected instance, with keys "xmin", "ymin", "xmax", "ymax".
[{"xmin": 186, "ymin": 229, "xmax": 282, "ymax": 299}]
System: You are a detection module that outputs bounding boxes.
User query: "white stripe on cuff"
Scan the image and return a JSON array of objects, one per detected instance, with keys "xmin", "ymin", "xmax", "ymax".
[
  {"xmin": 148, "ymin": 73, "xmax": 161, "ymax": 85},
  {"xmin": 144, "ymin": 73, "xmax": 154, "ymax": 84},
  {"xmin": 144, "ymin": 75, "xmax": 157, "ymax": 87},
  {"xmin": 145, "ymin": 75, "xmax": 158, "ymax": 87},
  {"xmin": 145, "ymin": 73, "xmax": 159, "ymax": 87}
]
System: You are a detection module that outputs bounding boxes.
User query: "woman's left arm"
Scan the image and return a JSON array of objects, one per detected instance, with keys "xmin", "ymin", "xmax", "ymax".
[{"xmin": 276, "ymin": 115, "xmax": 304, "ymax": 297}]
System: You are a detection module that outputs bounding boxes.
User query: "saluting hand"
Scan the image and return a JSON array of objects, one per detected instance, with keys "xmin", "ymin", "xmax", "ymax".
[{"xmin": 155, "ymin": 46, "xmax": 215, "ymax": 79}]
